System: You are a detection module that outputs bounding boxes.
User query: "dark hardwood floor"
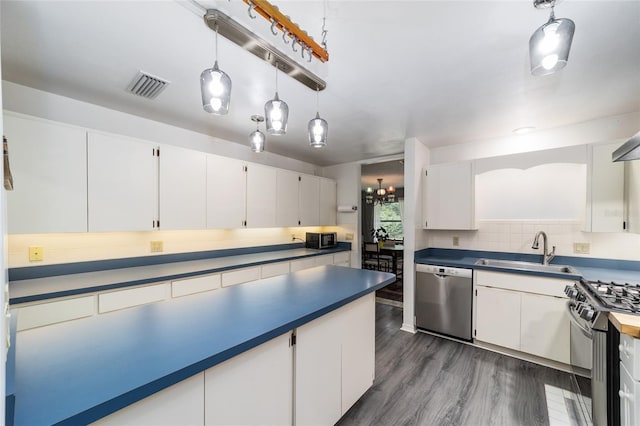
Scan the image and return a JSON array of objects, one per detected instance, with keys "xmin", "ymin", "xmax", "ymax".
[{"xmin": 337, "ymin": 303, "xmax": 586, "ymax": 426}]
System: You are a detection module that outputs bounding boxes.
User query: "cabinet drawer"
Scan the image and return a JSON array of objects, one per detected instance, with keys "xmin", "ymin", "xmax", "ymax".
[
  {"xmin": 221, "ymin": 267, "xmax": 261, "ymax": 287},
  {"xmin": 620, "ymin": 333, "xmax": 640, "ymax": 381},
  {"xmin": 99, "ymin": 284, "xmax": 169, "ymax": 313},
  {"xmin": 333, "ymin": 252, "xmax": 350, "ymax": 264},
  {"xmin": 314, "ymin": 255, "xmax": 334, "ymax": 267},
  {"xmin": 290, "ymin": 258, "xmax": 316, "ymax": 272},
  {"xmin": 474, "ymin": 270, "xmax": 570, "ymax": 297},
  {"xmin": 172, "ymin": 274, "xmax": 221, "ymax": 298},
  {"xmin": 17, "ymin": 296, "xmax": 95, "ymax": 331},
  {"xmin": 261, "ymin": 262, "xmax": 290, "ymax": 279}
]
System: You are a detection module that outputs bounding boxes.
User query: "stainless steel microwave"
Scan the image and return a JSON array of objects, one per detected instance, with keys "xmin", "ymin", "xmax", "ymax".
[{"xmin": 305, "ymin": 232, "xmax": 337, "ymax": 249}]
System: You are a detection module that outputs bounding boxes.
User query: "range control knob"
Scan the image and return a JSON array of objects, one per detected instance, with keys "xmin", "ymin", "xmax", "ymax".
[
  {"xmin": 580, "ymin": 307, "xmax": 596, "ymax": 322},
  {"xmin": 564, "ymin": 286, "xmax": 578, "ymax": 299},
  {"xmin": 576, "ymin": 293, "xmax": 586, "ymax": 302}
]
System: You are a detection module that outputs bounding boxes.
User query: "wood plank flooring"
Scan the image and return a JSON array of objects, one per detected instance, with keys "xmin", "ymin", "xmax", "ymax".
[{"xmin": 337, "ymin": 304, "xmax": 586, "ymax": 426}]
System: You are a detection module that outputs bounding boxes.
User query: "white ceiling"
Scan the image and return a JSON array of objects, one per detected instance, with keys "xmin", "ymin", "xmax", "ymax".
[{"xmin": 1, "ymin": 1, "xmax": 639, "ymax": 167}]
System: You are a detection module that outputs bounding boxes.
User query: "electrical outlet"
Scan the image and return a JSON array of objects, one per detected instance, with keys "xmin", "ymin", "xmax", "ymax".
[
  {"xmin": 29, "ymin": 246, "xmax": 44, "ymax": 261},
  {"xmin": 452, "ymin": 236, "xmax": 460, "ymax": 247},
  {"xmin": 292, "ymin": 234, "xmax": 297, "ymax": 241},
  {"xmin": 573, "ymin": 242, "xmax": 590, "ymax": 254},
  {"xmin": 150, "ymin": 241, "xmax": 164, "ymax": 253},
  {"xmin": 345, "ymin": 233, "xmax": 354, "ymax": 241}
]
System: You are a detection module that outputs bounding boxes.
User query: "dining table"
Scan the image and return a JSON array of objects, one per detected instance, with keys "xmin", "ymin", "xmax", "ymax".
[{"xmin": 380, "ymin": 244, "xmax": 404, "ymax": 277}]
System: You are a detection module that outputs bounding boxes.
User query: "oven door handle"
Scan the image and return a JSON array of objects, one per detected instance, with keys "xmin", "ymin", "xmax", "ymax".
[{"xmin": 566, "ymin": 301, "xmax": 593, "ymax": 339}]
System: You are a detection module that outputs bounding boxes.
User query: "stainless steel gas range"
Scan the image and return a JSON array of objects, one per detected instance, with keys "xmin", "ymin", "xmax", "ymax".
[{"xmin": 565, "ymin": 279, "xmax": 640, "ymax": 426}]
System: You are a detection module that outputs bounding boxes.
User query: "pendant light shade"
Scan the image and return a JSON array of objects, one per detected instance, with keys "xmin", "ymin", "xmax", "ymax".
[
  {"xmin": 529, "ymin": 6, "xmax": 575, "ymax": 76},
  {"xmin": 201, "ymin": 61, "xmax": 232, "ymax": 114},
  {"xmin": 265, "ymin": 64, "xmax": 289, "ymax": 135},
  {"xmin": 201, "ymin": 24, "xmax": 232, "ymax": 114},
  {"xmin": 308, "ymin": 113, "xmax": 328, "ymax": 148},
  {"xmin": 308, "ymin": 87, "xmax": 328, "ymax": 148},
  {"xmin": 250, "ymin": 115, "xmax": 265, "ymax": 153}
]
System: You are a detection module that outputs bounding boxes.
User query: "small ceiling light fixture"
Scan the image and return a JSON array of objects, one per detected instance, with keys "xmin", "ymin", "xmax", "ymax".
[
  {"xmin": 201, "ymin": 23, "xmax": 232, "ymax": 114},
  {"xmin": 250, "ymin": 115, "xmax": 266, "ymax": 153},
  {"xmin": 529, "ymin": 0, "xmax": 575, "ymax": 76},
  {"xmin": 308, "ymin": 87, "xmax": 328, "ymax": 148},
  {"xmin": 513, "ymin": 126, "xmax": 536, "ymax": 134},
  {"xmin": 265, "ymin": 63, "xmax": 289, "ymax": 135},
  {"xmin": 366, "ymin": 178, "xmax": 396, "ymax": 205}
]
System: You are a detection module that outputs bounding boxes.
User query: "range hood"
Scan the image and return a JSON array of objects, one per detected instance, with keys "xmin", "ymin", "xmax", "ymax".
[{"xmin": 612, "ymin": 130, "xmax": 640, "ymax": 162}]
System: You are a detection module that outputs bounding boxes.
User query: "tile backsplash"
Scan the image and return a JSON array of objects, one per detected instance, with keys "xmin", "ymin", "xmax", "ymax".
[{"xmin": 428, "ymin": 220, "xmax": 640, "ymax": 261}]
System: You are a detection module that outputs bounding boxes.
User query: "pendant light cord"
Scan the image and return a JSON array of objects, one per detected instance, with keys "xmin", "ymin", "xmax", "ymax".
[
  {"xmin": 275, "ymin": 62, "xmax": 279, "ymax": 93},
  {"xmin": 316, "ymin": 87, "xmax": 320, "ymax": 112},
  {"xmin": 214, "ymin": 23, "xmax": 219, "ymax": 62}
]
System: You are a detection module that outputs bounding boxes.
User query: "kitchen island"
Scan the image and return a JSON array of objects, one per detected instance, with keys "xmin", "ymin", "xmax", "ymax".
[{"xmin": 9, "ymin": 265, "xmax": 395, "ymax": 425}]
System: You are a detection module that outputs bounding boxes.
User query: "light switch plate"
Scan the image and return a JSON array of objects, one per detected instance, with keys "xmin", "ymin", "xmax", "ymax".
[
  {"xmin": 573, "ymin": 242, "xmax": 590, "ymax": 254},
  {"xmin": 150, "ymin": 241, "xmax": 164, "ymax": 253},
  {"xmin": 29, "ymin": 246, "xmax": 44, "ymax": 261}
]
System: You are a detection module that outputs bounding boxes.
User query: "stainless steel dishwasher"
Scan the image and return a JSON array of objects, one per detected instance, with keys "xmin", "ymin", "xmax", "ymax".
[{"xmin": 415, "ymin": 264, "xmax": 473, "ymax": 341}]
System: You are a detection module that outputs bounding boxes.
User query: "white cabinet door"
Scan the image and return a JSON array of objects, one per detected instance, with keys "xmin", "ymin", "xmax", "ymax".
[
  {"xmin": 620, "ymin": 362, "xmax": 637, "ymax": 426},
  {"xmin": 159, "ymin": 144, "xmax": 206, "ymax": 230},
  {"xmin": 5, "ymin": 114, "xmax": 88, "ymax": 233},
  {"xmin": 520, "ymin": 293, "xmax": 570, "ymax": 364},
  {"xmin": 585, "ymin": 142, "xmax": 625, "ymax": 232},
  {"xmin": 276, "ymin": 169, "xmax": 300, "ymax": 227},
  {"xmin": 246, "ymin": 163, "xmax": 276, "ymax": 228},
  {"xmin": 319, "ymin": 177, "xmax": 337, "ymax": 226},
  {"xmin": 423, "ymin": 161, "xmax": 476, "ymax": 230},
  {"xmin": 87, "ymin": 132, "xmax": 158, "ymax": 232},
  {"xmin": 340, "ymin": 293, "xmax": 375, "ymax": 415},
  {"xmin": 475, "ymin": 286, "xmax": 520, "ymax": 351},
  {"xmin": 628, "ymin": 160, "xmax": 640, "ymax": 234},
  {"xmin": 299, "ymin": 174, "xmax": 320, "ymax": 226},
  {"xmin": 205, "ymin": 333, "xmax": 292, "ymax": 426},
  {"xmin": 207, "ymin": 154, "xmax": 246, "ymax": 229},
  {"xmin": 92, "ymin": 373, "xmax": 204, "ymax": 426},
  {"xmin": 295, "ymin": 307, "xmax": 342, "ymax": 426}
]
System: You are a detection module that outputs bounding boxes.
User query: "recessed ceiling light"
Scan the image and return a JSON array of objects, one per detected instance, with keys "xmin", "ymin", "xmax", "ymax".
[{"xmin": 513, "ymin": 126, "xmax": 536, "ymax": 134}]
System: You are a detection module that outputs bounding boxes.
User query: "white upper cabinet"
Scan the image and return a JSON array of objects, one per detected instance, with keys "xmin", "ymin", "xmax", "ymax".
[
  {"xmin": 160, "ymin": 145, "xmax": 206, "ymax": 230},
  {"xmin": 246, "ymin": 163, "xmax": 277, "ymax": 228},
  {"xmin": 423, "ymin": 161, "xmax": 476, "ymax": 230},
  {"xmin": 626, "ymin": 160, "xmax": 640, "ymax": 234},
  {"xmin": 319, "ymin": 177, "xmax": 337, "ymax": 226},
  {"xmin": 5, "ymin": 114, "xmax": 88, "ymax": 234},
  {"xmin": 585, "ymin": 142, "xmax": 625, "ymax": 232},
  {"xmin": 299, "ymin": 174, "xmax": 320, "ymax": 227},
  {"xmin": 276, "ymin": 169, "xmax": 300, "ymax": 227},
  {"xmin": 87, "ymin": 132, "xmax": 158, "ymax": 232},
  {"xmin": 207, "ymin": 154, "xmax": 246, "ymax": 229}
]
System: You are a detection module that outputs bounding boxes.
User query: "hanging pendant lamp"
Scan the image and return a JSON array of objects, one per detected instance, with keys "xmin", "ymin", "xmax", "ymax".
[
  {"xmin": 265, "ymin": 63, "xmax": 289, "ymax": 135},
  {"xmin": 201, "ymin": 23, "xmax": 232, "ymax": 114},
  {"xmin": 308, "ymin": 87, "xmax": 328, "ymax": 148},
  {"xmin": 249, "ymin": 115, "xmax": 266, "ymax": 153},
  {"xmin": 529, "ymin": 0, "xmax": 575, "ymax": 76}
]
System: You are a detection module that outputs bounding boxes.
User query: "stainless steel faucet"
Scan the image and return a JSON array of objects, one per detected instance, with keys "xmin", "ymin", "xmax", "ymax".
[{"xmin": 532, "ymin": 231, "xmax": 555, "ymax": 265}]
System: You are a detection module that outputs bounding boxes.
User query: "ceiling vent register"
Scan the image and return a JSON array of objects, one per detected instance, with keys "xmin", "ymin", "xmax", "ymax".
[{"xmin": 126, "ymin": 71, "xmax": 170, "ymax": 99}]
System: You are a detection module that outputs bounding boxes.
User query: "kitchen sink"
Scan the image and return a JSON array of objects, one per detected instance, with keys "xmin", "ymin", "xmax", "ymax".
[{"xmin": 474, "ymin": 258, "xmax": 580, "ymax": 275}]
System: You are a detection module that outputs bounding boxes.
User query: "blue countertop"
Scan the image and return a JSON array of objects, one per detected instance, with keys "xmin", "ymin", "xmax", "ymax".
[
  {"xmin": 415, "ymin": 248, "xmax": 640, "ymax": 283},
  {"xmin": 10, "ymin": 265, "xmax": 394, "ymax": 426},
  {"xmin": 9, "ymin": 244, "xmax": 351, "ymax": 304}
]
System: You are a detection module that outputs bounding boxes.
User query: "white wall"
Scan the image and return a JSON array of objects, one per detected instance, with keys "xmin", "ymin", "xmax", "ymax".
[
  {"xmin": 402, "ymin": 137, "xmax": 430, "ymax": 333},
  {"xmin": 2, "ymin": 81, "xmax": 320, "ymax": 175},
  {"xmin": 0, "ymin": 3, "xmax": 7, "ymax": 414}
]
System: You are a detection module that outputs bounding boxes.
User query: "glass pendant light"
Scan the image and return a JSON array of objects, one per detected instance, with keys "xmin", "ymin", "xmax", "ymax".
[
  {"xmin": 264, "ymin": 63, "xmax": 289, "ymax": 135},
  {"xmin": 308, "ymin": 87, "xmax": 328, "ymax": 148},
  {"xmin": 529, "ymin": 1, "xmax": 575, "ymax": 76},
  {"xmin": 249, "ymin": 115, "xmax": 265, "ymax": 153},
  {"xmin": 201, "ymin": 23, "xmax": 232, "ymax": 114}
]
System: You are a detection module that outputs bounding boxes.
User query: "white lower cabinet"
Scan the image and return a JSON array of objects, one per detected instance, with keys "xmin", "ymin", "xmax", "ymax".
[
  {"xmin": 204, "ymin": 333, "xmax": 292, "ymax": 426},
  {"xmin": 475, "ymin": 286, "xmax": 521, "ymax": 351},
  {"xmin": 296, "ymin": 293, "xmax": 375, "ymax": 424},
  {"xmin": 290, "ymin": 257, "xmax": 317, "ymax": 272},
  {"xmin": 620, "ymin": 362, "xmax": 637, "ymax": 426},
  {"xmin": 221, "ymin": 267, "xmax": 261, "ymax": 287},
  {"xmin": 92, "ymin": 373, "xmax": 205, "ymax": 426},
  {"xmin": 474, "ymin": 271, "xmax": 571, "ymax": 364}
]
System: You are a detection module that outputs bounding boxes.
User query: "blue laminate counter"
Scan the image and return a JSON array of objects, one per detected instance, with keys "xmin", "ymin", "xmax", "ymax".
[
  {"xmin": 11, "ymin": 265, "xmax": 395, "ymax": 425},
  {"xmin": 9, "ymin": 243, "xmax": 351, "ymax": 304},
  {"xmin": 415, "ymin": 248, "xmax": 640, "ymax": 282}
]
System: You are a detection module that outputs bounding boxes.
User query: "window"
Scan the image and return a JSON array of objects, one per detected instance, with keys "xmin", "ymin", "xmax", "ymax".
[{"xmin": 378, "ymin": 202, "xmax": 403, "ymax": 239}]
